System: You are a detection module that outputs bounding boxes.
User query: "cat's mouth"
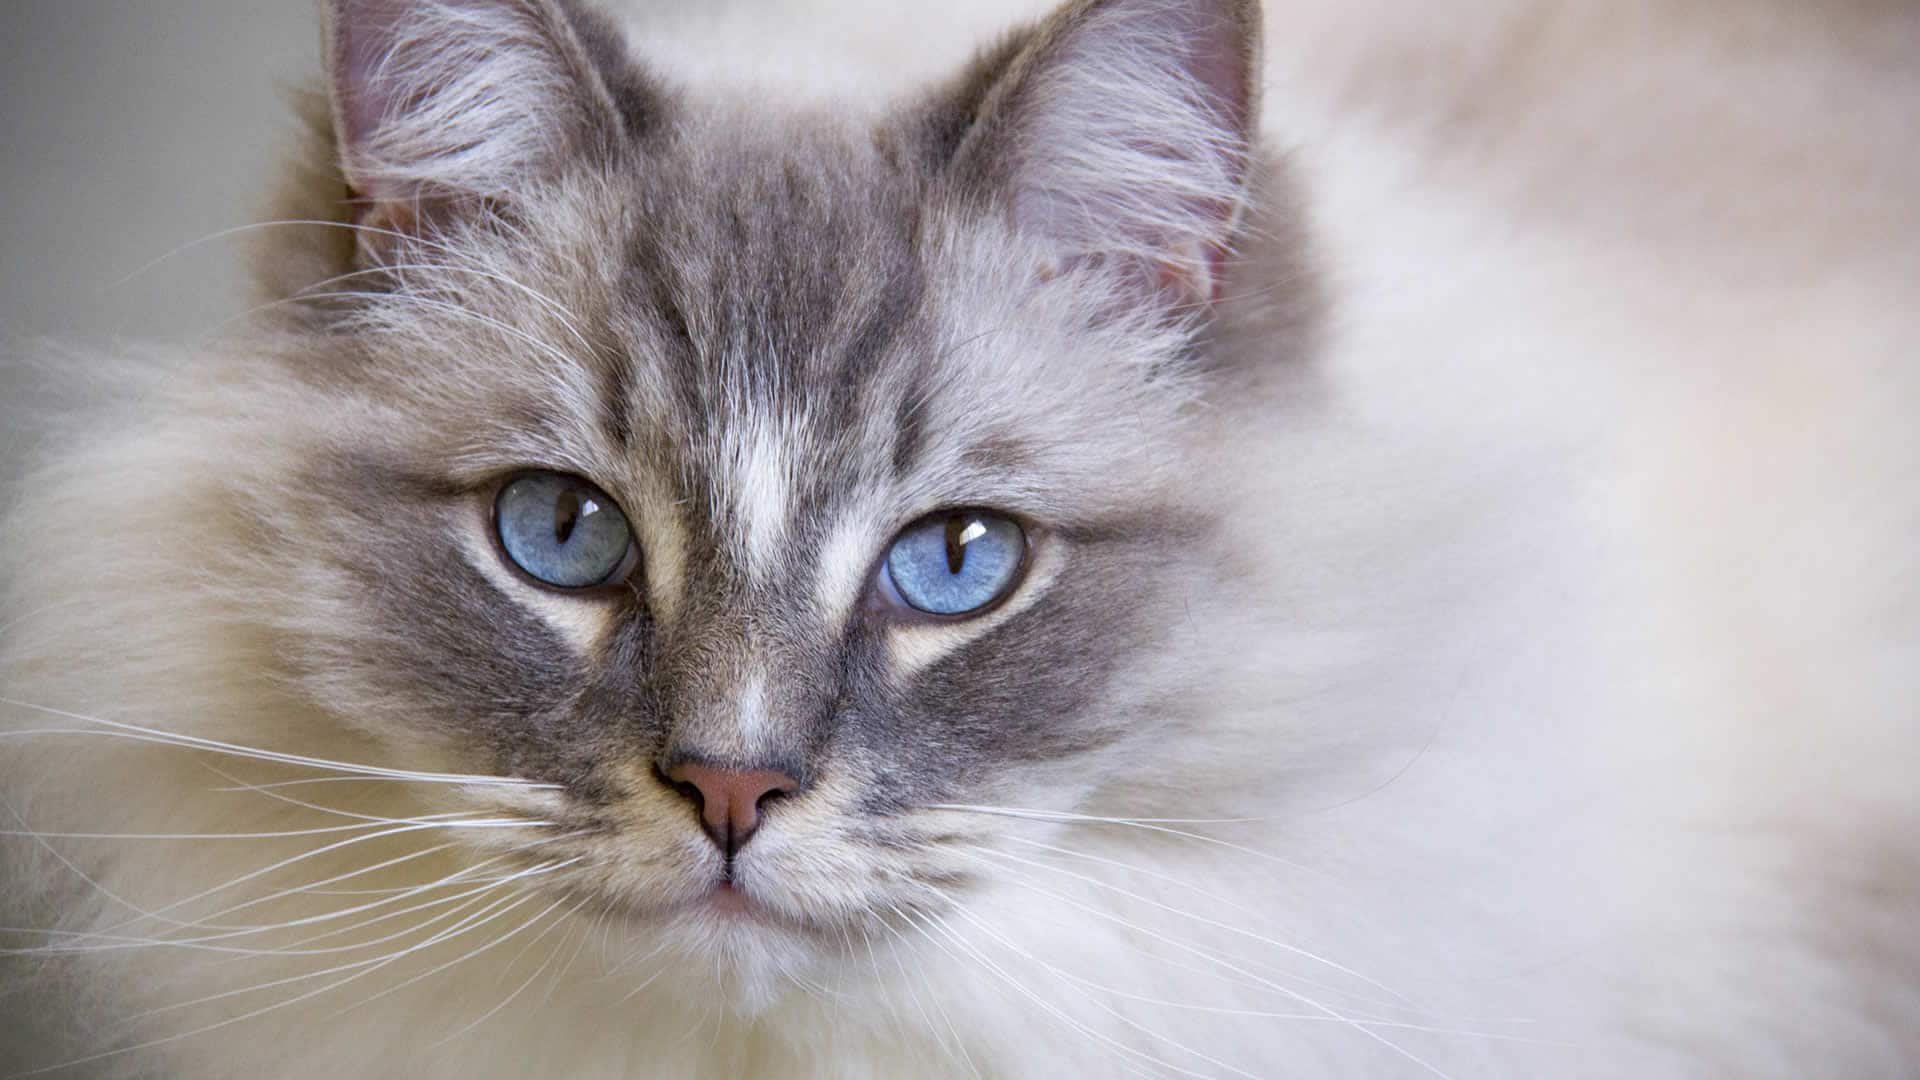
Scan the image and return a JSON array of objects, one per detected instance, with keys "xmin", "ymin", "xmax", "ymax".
[
  {"xmin": 566, "ymin": 848, "xmax": 854, "ymax": 938},
  {"xmin": 706, "ymin": 879, "xmax": 754, "ymax": 914},
  {"xmin": 589, "ymin": 874, "xmax": 840, "ymax": 943},
  {"xmin": 686, "ymin": 876, "xmax": 778, "ymax": 922}
]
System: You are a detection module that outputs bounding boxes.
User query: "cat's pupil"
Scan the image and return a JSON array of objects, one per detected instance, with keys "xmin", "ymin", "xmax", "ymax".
[
  {"xmin": 553, "ymin": 490, "xmax": 582, "ymax": 545},
  {"xmin": 944, "ymin": 515, "xmax": 985, "ymax": 575}
]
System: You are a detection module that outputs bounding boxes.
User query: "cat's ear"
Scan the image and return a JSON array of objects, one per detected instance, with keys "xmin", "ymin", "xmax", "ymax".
[
  {"xmin": 323, "ymin": 0, "xmax": 626, "ymax": 265},
  {"xmin": 941, "ymin": 0, "xmax": 1261, "ymax": 314}
]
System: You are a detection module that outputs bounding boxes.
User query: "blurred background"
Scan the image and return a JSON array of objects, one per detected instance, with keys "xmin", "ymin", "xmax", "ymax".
[{"xmin": 0, "ymin": 2, "xmax": 316, "ymax": 354}]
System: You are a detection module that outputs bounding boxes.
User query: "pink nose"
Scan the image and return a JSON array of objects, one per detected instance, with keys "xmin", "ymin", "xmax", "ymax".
[{"xmin": 660, "ymin": 762, "xmax": 801, "ymax": 856}]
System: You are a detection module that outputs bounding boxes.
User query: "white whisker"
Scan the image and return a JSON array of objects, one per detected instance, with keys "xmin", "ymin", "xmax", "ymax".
[
  {"xmin": 986, "ymin": 836, "xmax": 1411, "ymax": 1008},
  {"xmin": 139, "ymin": 861, "xmax": 578, "ymax": 1024},
  {"xmin": 880, "ymin": 915, "xmax": 984, "ymax": 1078},
  {"xmin": 901, "ymin": 905, "xmax": 1195, "ymax": 1080},
  {"xmin": 928, "ymin": 803, "xmax": 1322, "ymax": 878},
  {"xmin": 12, "ymin": 867, "xmax": 567, "ymax": 1079},
  {"xmin": 612, "ymin": 942, "xmax": 675, "ymax": 1001},
  {"xmin": 0, "ymin": 811, "xmax": 494, "ymax": 842},
  {"xmin": 935, "ymin": 894, "xmax": 1263, "ymax": 1080},
  {"xmin": 116, "ymin": 880, "xmax": 514, "ymax": 991},
  {"xmin": 429, "ymin": 894, "xmax": 588, "ymax": 1047},
  {"xmin": 951, "ymin": 846, "xmax": 1455, "ymax": 1079},
  {"xmin": 332, "ymin": 887, "xmax": 577, "ymax": 1019},
  {"xmin": 177, "ymin": 833, "xmax": 526, "ymax": 933},
  {"xmin": 0, "ymin": 698, "xmax": 556, "ymax": 789},
  {"xmin": 538, "ymin": 898, "xmax": 600, "ymax": 1009},
  {"xmin": 12, "ymin": 879, "xmax": 503, "ymax": 960},
  {"xmin": 75, "ymin": 832, "xmax": 469, "ymax": 944}
]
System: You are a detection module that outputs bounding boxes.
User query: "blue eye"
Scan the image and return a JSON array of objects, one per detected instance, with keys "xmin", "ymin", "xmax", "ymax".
[
  {"xmin": 884, "ymin": 510, "xmax": 1027, "ymax": 616},
  {"xmin": 494, "ymin": 472, "xmax": 635, "ymax": 589}
]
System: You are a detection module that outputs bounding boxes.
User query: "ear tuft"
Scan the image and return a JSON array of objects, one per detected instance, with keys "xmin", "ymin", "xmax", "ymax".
[
  {"xmin": 324, "ymin": 0, "xmax": 622, "ymax": 262},
  {"xmin": 951, "ymin": 0, "xmax": 1262, "ymax": 314}
]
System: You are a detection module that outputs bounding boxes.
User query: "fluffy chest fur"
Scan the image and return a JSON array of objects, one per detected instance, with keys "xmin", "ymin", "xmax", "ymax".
[{"xmin": 2, "ymin": 1, "xmax": 1917, "ymax": 1077}]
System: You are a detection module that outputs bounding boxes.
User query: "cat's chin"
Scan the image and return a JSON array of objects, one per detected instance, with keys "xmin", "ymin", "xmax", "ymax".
[{"xmin": 597, "ymin": 888, "xmax": 842, "ymax": 1016}]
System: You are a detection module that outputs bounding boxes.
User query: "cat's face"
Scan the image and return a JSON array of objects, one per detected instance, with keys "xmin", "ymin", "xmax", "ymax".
[{"xmin": 257, "ymin": 0, "xmax": 1265, "ymax": 998}]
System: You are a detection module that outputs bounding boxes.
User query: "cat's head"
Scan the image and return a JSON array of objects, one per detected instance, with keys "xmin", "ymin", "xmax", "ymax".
[{"xmin": 247, "ymin": 0, "xmax": 1293, "ymax": 1003}]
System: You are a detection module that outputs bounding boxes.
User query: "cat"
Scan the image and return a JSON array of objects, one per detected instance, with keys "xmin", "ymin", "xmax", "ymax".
[{"xmin": 3, "ymin": 0, "xmax": 1918, "ymax": 1076}]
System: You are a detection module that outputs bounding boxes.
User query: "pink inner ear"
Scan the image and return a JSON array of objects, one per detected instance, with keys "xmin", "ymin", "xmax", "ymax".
[
  {"xmin": 994, "ymin": 0, "xmax": 1259, "ymax": 315},
  {"xmin": 1132, "ymin": 1, "xmax": 1256, "ymax": 305},
  {"xmin": 1159, "ymin": 245, "xmax": 1232, "ymax": 310},
  {"xmin": 323, "ymin": 0, "xmax": 607, "ymax": 263},
  {"xmin": 1183, "ymin": 9, "xmax": 1256, "ymax": 141},
  {"xmin": 1052, "ymin": 242, "xmax": 1225, "ymax": 317},
  {"xmin": 330, "ymin": 0, "xmax": 414, "ymax": 178},
  {"xmin": 330, "ymin": 0, "xmax": 448, "ymax": 253}
]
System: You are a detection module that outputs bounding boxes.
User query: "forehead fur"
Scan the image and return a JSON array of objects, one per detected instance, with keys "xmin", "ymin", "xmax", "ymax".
[{"xmin": 285, "ymin": 95, "xmax": 1205, "ymax": 541}]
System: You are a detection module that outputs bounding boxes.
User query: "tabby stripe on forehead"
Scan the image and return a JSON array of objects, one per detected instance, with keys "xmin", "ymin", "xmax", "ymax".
[
  {"xmin": 890, "ymin": 370, "xmax": 929, "ymax": 480},
  {"xmin": 595, "ymin": 351, "xmax": 637, "ymax": 450},
  {"xmin": 834, "ymin": 252, "xmax": 925, "ymax": 426}
]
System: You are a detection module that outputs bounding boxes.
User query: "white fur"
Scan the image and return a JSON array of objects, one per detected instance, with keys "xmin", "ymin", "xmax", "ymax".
[{"xmin": 719, "ymin": 418, "xmax": 803, "ymax": 585}]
